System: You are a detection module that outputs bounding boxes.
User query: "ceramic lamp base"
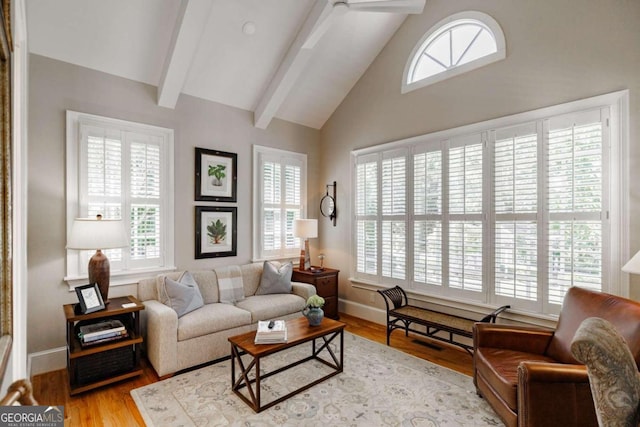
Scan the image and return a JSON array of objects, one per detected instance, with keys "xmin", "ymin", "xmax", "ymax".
[{"xmin": 88, "ymin": 249, "xmax": 110, "ymax": 303}]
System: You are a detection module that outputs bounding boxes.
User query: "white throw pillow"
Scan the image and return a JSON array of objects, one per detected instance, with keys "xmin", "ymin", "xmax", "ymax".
[{"xmin": 256, "ymin": 261, "xmax": 293, "ymax": 295}]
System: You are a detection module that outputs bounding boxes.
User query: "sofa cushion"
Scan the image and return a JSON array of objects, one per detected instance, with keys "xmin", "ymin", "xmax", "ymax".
[
  {"xmin": 475, "ymin": 347, "xmax": 556, "ymax": 411},
  {"xmin": 161, "ymin": 272, "xmax": 204, "ymax": 318},
  {"xmin": 177, "ymin": 303, "xmax": 252, "ymax": 342},
  {"xmin": 256, "ymin": 261, "xmax": 293, "ymax": 295},
  {"xmin": 241, "ymin": 262, "xmax": 264, "ymax": 297},
  {"xmin": 235, "ymin": 294, "xmax": 306, "ymax": 323}
]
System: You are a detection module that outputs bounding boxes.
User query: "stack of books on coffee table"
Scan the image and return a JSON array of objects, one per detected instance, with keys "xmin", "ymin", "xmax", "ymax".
[{"xmin": 254, "ymin": 320, "xmax": 287, "ymax": 344}]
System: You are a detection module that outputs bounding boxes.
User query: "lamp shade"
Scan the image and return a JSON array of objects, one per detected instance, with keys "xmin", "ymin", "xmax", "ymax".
[
  {"xmin": 622, "ymin": 250, "xmax": 640, "ymax": 275},
  {"xmin": 67, "ymin": 218, "xmax": 129, "ymax": 250},
  {"xmin": 293, "ymin": 219, "xmax": 317, "ymax": 239}
]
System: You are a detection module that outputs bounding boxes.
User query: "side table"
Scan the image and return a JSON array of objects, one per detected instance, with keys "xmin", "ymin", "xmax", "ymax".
[
  {"xmin": 63, "ymin": 295, "xmax": 144, "ymax": 395},
  {"xmin": 292, "ymin": 267, "xmax": 339, "ymax": 319}
]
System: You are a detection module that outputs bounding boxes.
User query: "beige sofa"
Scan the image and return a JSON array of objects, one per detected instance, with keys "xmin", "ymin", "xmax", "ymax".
[{"xmin": 138, "ymin": 262, "xmax": 316, "ymax": 377}]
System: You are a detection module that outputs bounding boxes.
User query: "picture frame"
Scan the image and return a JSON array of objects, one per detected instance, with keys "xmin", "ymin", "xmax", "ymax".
[
  {"xmin": 195, "ymin": 206, "xmax": 237, "ymax": 258},
  {"xmin": 195, "ymin": 148, "xmax": 237, "ymax": 202},
  {"xmin": 75, "ymin": 283, "xmax": 106, "ymax": 314}
]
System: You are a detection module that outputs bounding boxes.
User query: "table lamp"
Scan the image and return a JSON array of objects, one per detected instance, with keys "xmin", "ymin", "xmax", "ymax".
[
  {"xmin": 293, "ymin": 219, "xmax": 317, "ymax": 270},
  {"xmin": 67, "ymin": 214, "xmax": 129, "ymax": 303},
  {"xmin": 623, "ymin": 251, "xmax": 640, "ymax": 275}
]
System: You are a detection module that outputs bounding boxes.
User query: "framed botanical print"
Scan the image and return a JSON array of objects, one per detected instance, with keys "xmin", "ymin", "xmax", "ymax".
[
  {"xmin": 195, "ymin": 206, "xmax": 237, "ymax": 258},
  {"xmin": 195, "ymin": 148, "xmax": 237, "ymax": 202}
]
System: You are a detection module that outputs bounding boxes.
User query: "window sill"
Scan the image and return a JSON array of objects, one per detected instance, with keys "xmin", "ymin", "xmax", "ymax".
[
  {"xmin": 64, "ymin": 266, "xmax": 178, "ymax": 290},
  {"xmin": 349, "ymin": 276, "xmax": 558, "ymax": 330}
]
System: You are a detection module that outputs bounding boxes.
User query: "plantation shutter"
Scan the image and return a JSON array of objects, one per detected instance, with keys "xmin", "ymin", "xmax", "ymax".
[
  {"xmin": 256, "ymin": 149, "xmax": 304, "ymax": 260},
  {"xmin": 413, "ymin": 148, "xmax": 442, "ymax": 286},
  {"xmin": 284, "ymin": 164, "xmax": 301, "ymax": 251},
  {"xmin": 355, "ymin": 154, "xmax": 378, "ymax": 276},
  {"xmin": 448, "ymin": 134, "xmax": 483, "ymax": 293},
  {"xmin": 262, "ymin": 161, "xmax": 281, "ymax": 253},
  {"xmin": 83, "ymin": 125, "xmax": 124, "ymax": 266},
  {"xmin": 128, "ymin": 133, "xmax": 162, "ymax": 267},
  {"xmin": 381, "ymin": 150, "xmax": 407, "ymax": 280},
  {"xmin": 492, "ymin": 123, "xmax": 538, "ymax": 303},
  {"xmin": 546, "ymin": 109, "xmax": 605, "ymax": 305},
  {"xmin": 80, "ymin": 125, "xmax": 166, "ymax": 271}
]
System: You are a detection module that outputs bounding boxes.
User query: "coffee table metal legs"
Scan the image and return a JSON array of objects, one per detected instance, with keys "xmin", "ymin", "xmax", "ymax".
[{"xmin": 230, "ymin": 329, "xmax": 344, "ymax": 412}]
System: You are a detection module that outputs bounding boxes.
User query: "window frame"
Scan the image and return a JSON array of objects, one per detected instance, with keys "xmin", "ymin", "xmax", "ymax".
[
  {"xmin": 65, "ymin": 111, "xmax": 175, "ymax": 289},
  {"xmin": 402, "ymin": 11, "xmax": 506, "ymax": 94},
  {"xmin": 351, "ymin": 90, "xmax": 629, "ymax": 319},
  {"xmin": 252, "ymin": 145, "xmax": 308, "ymax": 262}
]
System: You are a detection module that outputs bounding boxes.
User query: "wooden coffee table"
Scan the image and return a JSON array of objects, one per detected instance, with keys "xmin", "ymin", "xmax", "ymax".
[{"xmin": 228, "ymin": 316, "xmax": 345, "ymax": 412}]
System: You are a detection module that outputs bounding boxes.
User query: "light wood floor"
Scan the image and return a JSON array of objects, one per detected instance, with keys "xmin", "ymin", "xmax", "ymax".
[{"xmin": 32, "ymin": 313, "xmax": 473, "ymax": 426}]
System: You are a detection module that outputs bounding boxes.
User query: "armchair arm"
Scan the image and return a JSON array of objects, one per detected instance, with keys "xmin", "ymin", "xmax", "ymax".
[
  {"xmin": 518, "ymin": 361, "xmax": 589, "ymax": 383},
  {"xmin": 142, "ymin": 299, "xmax": 178, "ymax": 377},
  {"xmin": 291, "ymin": 282, "xmax": 316, "ymax": 301},
  {"xmin": 474, "ymin": 323, "xmax": 554, "ymax": 354},
  {"xmin": 517, "ymin": 361, "xmax": 595, "ymax": 427}
]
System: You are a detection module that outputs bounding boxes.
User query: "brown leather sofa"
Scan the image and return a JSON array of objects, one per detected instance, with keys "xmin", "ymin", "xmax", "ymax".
[{"xmin": 473, "ymin": 286, "xmax": 640, "ymax": 427}]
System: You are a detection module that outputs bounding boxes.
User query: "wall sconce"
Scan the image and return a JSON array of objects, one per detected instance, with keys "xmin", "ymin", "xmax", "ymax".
[{"xmin": 320, "ymin": 181, "xmax": 336, "ymax": 226}]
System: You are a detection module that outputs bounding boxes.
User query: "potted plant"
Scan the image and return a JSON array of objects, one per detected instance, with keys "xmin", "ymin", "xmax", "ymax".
[
  {"xmin": 208, "ymin": 164, "xmax": 226, "ymax": 186},
  {"xmin": 207, "ymin": 219, "xmax": 226, "ymax": 244},
  {"xmin": 302, "ymin": 295, "xmax": 325, "ymax": 326}
]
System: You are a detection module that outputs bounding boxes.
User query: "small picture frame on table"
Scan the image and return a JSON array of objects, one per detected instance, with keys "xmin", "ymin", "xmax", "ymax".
[{"xmin": 75, "ymin": 283, "xmax": 106, "ymax": 314}]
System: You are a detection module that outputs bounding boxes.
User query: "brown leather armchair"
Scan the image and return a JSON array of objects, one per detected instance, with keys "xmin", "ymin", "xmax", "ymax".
[{"xmin": 473, "ymin": 286, "xmax": 640, "ymax": 427}]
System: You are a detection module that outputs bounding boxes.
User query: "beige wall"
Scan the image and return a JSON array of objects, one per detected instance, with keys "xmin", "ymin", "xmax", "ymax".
[
  {"xmin": 27, "ymin": 54, "xmax": 320, "ymax": 367},
  {"xmin": 319, "ymin": 0, "xmax": 640, "ymax": 309}
]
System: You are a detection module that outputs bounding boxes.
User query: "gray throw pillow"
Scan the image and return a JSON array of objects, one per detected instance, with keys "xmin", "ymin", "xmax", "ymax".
[
  {"xmin": 256, "ymin": 261, "xmax": 293, "ymax": 295},
  {"xmin": 163, "ymin": 271, "xmax": 204, "ymax": 317}
]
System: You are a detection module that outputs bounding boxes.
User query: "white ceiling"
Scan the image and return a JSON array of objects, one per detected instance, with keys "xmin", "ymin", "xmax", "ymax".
[{"xmin": 26, "ymin": 0, "xmax": 421, "ymax": 129}]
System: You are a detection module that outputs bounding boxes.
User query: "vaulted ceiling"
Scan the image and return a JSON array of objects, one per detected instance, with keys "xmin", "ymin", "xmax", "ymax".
[{"xmin": 26, "ymin": 0, "xmax": 425, "ymax": 129}]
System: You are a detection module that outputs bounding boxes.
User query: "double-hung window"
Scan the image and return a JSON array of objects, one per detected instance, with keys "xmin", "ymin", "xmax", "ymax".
[
  {"xmin": 66, "ymin": 111, "xmax": 174, "ymax": 286},
  {"xmin": 352, "ymin": 91, "xmax": 627, "ymax": 316},
  {"xmin": 253, "ymin": 145, "xmax": 307, "ymax": 261}
]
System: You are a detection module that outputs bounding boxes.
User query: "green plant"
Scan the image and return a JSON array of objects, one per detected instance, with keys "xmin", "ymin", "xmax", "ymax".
[
  {"xmin": 306, "ymin": 295, "xmax": 325, "ymax": 308},
  {"xmin": 207, "ymin": 219, "xmax": 227, "ymax": 244},
  {"xmin": 208, "ymin": 164, "xmax": 226, "ymax": 182}
]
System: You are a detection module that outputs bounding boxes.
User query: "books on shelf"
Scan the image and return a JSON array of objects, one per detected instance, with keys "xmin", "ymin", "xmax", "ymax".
[
  {"xmin": 81, "ymin": 331, "xmax": 129, "ymax": 347},
  {"xmin": 77, "ymin": 319, "xmax": 127, "ymax": 345},
  {"xmin": 254, "ymin": 320, "xmax": 287, "ymax": 344}
]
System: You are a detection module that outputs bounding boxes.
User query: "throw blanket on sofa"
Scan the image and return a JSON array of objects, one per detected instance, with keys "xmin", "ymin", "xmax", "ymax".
[{"xmin": 215, "ymin": 266, "xmax": 245, "ymax": 304}]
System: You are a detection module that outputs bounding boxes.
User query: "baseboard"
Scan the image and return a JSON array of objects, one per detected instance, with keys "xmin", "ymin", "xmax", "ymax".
[
  {"xmin": 339, "ymin": 299, "xmax": 386, "ymax": 325},
  {"xmin": 28, "ymin": 347, "xmax": 66, "ymax": 377}
]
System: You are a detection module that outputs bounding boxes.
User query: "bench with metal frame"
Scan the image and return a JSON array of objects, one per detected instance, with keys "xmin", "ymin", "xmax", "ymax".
[{"xmin": 377, "ymin": 286, "xmax": 510, "ymax": 354}]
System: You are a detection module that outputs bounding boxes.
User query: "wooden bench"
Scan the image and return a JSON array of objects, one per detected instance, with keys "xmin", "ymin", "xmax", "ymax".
[{"xmin": 377, "ymin": 286, "xmax": 509, "ymax": 354}]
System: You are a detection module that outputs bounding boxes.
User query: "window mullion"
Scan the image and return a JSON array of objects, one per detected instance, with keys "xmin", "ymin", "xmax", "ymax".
[{"xmin": 122, "ymin": 130, "xmax": 132, "ymax": 270}]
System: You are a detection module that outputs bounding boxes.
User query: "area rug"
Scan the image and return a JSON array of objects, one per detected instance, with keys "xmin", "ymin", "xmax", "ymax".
[{"xmin": 131, "ymin": 332, "xmax": 503, "ymax": 426}]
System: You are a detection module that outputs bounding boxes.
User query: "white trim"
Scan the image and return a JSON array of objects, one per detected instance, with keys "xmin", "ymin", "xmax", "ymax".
[
  {"xmin": 402, "ymin": 11, "xmax": 506, "ymax": 94},
  {"xmin": 349, "ymin": 277, "xmax": 558, "ymax": 330},
  {"xmin": 65, "ymin": 111, "xmax": 175, "ymax": 289},
  {"xmin": 11, "ymin": 0, "xmax": 29, "ymax": 382},
  {"xmin": 28, "ymin": 347, "xmax": 66, "ymax": 377}
]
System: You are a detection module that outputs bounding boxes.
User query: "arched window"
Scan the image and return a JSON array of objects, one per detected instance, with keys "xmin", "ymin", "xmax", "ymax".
[{"xmin": 403, "ymin": 11, "xmax": 505, "ymax": 93}]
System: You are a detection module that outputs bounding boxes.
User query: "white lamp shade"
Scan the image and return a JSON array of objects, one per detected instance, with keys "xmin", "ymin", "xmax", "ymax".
[
  {"xmin": 293, "ymin": 219, "xmax": 317, "ymax": 239},
  {"xmin": 622, "ymin": 250, "xmax": 640, "ymax": 275},
  {"xmin": 67, "ymin": 218, "xmax": 129, "ymax": 250}
]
